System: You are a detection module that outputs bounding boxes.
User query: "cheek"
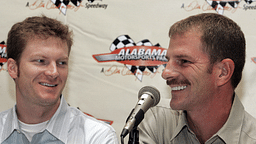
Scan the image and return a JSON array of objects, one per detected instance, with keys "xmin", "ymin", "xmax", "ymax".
[
  {"xmin": 59, "ymin": 69, "xmax": 68, "ymax": 80},
  {"xmin": 193, "ymin": 73, "xmax": 216, "ymax": 94},
  {"xmin": 185, "ymin": 66, "xmax": 210, "ymax": 82},
  {"xmin": 19, "ymin": 64, "xmax": 33, "ymax": 77},
  {"xmin": 181, "ymin": 69, "xmax": 200, "ymax": 82},
  {"xmin": 19, "ymin": 64, "xmax": 44, "ymax": 81}
]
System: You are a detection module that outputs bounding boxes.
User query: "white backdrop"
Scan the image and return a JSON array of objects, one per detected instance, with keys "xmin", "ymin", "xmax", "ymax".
[{"xmin": 1, "ymin": 0, "xmax": 256, "ymax": 143}]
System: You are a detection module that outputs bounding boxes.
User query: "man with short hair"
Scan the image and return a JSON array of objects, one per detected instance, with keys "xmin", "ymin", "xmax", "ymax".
[
  {"xmin": 138, "ymin": 13, "xmax": 256, "ymax": 143},
  {"xmin": 0, "ymin": 15, "xmax": 118, "ymax": 144}
]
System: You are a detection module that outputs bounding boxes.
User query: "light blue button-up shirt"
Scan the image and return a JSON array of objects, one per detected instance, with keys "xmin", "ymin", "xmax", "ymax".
[{"xmin": 0, "ymin": 96, "xmax": 119, "ymax": 144}]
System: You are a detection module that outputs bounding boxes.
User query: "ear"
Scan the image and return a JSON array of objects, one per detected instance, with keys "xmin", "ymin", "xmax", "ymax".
[
  {"xmin": 7, "ymin": 58, "xmax": 18, "ymax": 79},
  {"xmin": 216, "ymin": 58, "xmax": 234, "ymax": 87}
]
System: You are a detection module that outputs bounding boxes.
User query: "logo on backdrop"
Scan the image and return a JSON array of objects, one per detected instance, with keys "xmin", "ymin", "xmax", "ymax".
[
  {"xmin": 243, "ymin": 0, "xmax": 256, "ymax": 10},
  {"xmin": 206, "ymin": 0, "xmax": 240, "ymax": 14},
  {"xmin": 252, "ymin": 57, "xmax": 256, "ymax": 64},
  {"xmin": 88, "ymin": 0, "xmax": 101, "ymax": 2},
  {"xmin": 182, "ymin": 0, "xmax": 256, "ymax": 15},
  {"xmin": 27, "ymin": 0, "xmax": 108, "ymax": 15},
  {"xmin": 50, "ymin": 0, "xmax": 82, "ymax": 15},
  {"xmin": 245, "ymin": 0, "xmax": 256, "ymax": 4},
  {"xmin": 92, "ymin": 35, "xmax": 168, "ymax": 82},
  {"xmin": 0, "ymin": 41, "xmax": 7, "ymax": 71}
]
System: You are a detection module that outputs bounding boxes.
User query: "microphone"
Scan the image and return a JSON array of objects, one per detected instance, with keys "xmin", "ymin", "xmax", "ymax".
[{"xmin": 120, "ymin": 86, "xmax": 160, "ymax": 138}]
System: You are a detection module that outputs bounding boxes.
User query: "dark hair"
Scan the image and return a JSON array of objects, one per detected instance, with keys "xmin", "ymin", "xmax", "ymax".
[
  {"xmin": 7, "ymin": 15, "xmax": 73, "ymax": 65},
  {"xmin": 169, "ymin": 13, "xmax": 245, "ymax": 88}
]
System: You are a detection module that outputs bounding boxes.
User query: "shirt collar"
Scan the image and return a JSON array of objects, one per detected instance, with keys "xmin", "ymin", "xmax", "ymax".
[
  {"xmin": 1, "ymin": 95, "xmax": 70, "ymax": 144},
  {"xmin": 170, "ymin": 94, "xmax": 245, "ymax": 143},
  {"xmin": 170, "ymin": 110, "xmax": 188, "ymax": 140},
  {"xmin": 213, "ymin": 94, "xmax": 244, "ymax": 143},
  {"xmin": 1, "ymin": 105, "xmax": 20, "ymax": 143},
  {"xmin": 45, "ymin": 95, "xmax": 70, "ymax": 143}
]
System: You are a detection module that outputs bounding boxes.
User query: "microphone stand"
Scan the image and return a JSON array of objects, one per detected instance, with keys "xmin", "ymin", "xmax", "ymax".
[{"xmin": 128, "ymin": 126, "xmax": 139, "ymax": 144}]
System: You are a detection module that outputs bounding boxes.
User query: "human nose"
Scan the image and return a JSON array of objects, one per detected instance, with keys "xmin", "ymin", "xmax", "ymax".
[
  {"xmin": 162, "ymin": 60, "xmax": 179, "ymax": 80},
  {"xmin": 45, "ymin": 62, "xmax": 59, "ymax": 79}
]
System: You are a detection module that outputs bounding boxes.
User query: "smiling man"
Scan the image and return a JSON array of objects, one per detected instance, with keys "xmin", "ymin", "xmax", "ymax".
[
  {"xmin": 138, "ymin": 13, "xmax": 256, "ymax": 144},
  {"xmin": 0, "ymin": 16, "xmax": 118, "ymax": 144}
]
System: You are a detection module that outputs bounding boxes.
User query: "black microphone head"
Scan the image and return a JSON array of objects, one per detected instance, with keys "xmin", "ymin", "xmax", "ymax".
[{"xmin": 138, "ymin": 86, "xmax": 160, "ymax": 107}]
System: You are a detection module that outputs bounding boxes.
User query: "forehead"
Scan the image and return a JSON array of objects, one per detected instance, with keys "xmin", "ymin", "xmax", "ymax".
[
  {"xmin": 26, "ymin": 37, "xmax": 67, "ymax": 49},
  {"xmin": 166, "ymin": 31, "xmax": 210, "ymax": 63},
  {"xmin": 167, "ymin": 31, "xmax": 209, "ymax": 61},
  {"xmin": 22, "ymin": 37, "xmax": 69, "ymax": 56}
]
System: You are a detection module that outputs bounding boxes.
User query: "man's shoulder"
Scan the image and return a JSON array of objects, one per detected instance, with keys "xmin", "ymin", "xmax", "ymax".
[
  {"xmin": 142, "ymin": 106, "xmax": 181, "ymax": 127},
  {"xmin": 60, "ymin": 106, "xmax": 118, "ymax": 143},
  {"xmin": 0, "ymin": 108, "xmax": 10, "ymax": 116},
  {"xmin": 0, "ymin": 108, "xmax": 13, "ymax": 139},
  {"xmin": 241, "ymin": 111, "xmax": 256, "ymax": 141},
  {"xmin": 0, "ymin": 108, "xmax": 12, "ymax": 123},
  {"xmin": 138, "ymin": 106, "xmax": 182, "ymax": 143},
  {"xmin": 148, "ymin": 106, "xmax": 180, "ymax": 119},
  {"xmin": 67, "ymin": 106, "xmax": 115, "ymax": 131}
]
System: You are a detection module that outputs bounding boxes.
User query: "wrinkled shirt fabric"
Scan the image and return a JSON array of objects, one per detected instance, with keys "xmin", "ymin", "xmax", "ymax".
[
  {"xmin": 138, "ymin": 94, "xmax": 256, "ymax": 144},
  {"xmin": 0, "ymin": 96, "xmax": 119, "ymax": 144}
]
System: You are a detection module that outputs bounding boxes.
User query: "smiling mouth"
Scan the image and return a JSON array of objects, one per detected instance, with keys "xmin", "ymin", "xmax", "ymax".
[
  {"xmin": 171, "ymin": 86, "xmax": 187, "ymax": 91},
  {"xmin": 40, "ymin": 83, "xmax": 57, "ymax": 87}
]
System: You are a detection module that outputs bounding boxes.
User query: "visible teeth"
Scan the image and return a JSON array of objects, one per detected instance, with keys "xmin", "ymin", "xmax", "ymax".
[
  {"xmin": 171, "ymin": 86, "xmax": 187, "ymax": 91},
  {"xmin": 40, "ymin": 83, "xmax": 56, "ymax": 87}
]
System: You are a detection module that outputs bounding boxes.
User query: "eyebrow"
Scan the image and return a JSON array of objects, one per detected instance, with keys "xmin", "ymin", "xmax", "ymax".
[
  {"xmin": 165, "ymin": 53, "xmax": 195, "ymax": 61},
  {"xmin": 30, "ymin": 54, "xmax": 69, "ymax": 60},
  {"xmin": 30, "ymin": 54, "xmax": 47, "ymax": 58},
  {"xmin": 59, "ymin": 57, "xmax": 69, "ymax": 61},
  {"xmin": 175, "ymin": 54, "xmax": 193, "ymax": 60}
]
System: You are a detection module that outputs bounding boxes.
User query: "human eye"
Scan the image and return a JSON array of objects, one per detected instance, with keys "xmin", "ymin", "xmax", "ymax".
[
  {"xmin": 37, "ymin": 59, "xmax": 44, "ymax": 63},
  {"xmin": 57, "ymin": 60, "xmax": 68, "ymax": 66},
  {"xmin": 177, "ymin": 59, "xmax": 191, "ymax": 66},
  {"xmin": 34, "ymin": 59, "xmax": 46, "ymax": 65},
  {"xmin": 181, "ymin": 59, "xmax": 191, "ymax": 64}
]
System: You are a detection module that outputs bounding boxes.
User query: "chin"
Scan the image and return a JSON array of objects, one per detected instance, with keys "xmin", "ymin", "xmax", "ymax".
[
  {"xmin": 38, "ymin": 94, "xmax": 61, "ymax": 105},
  {"xmin": 170, "ymin": 101, "xmax": 184, "ymax": 110},
  {"xmin": 39, "ymin": 98, "xmax": 60, "ymax": 106}
]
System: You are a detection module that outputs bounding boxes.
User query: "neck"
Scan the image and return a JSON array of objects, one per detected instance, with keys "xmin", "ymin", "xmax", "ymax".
[
  {"xmin": 16, "ymin": 98, "xmax": 60, "ymax": 124},
  {"xmin": 186, "ymin": 88, "xmax": 234, "ymax": 143}
]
